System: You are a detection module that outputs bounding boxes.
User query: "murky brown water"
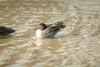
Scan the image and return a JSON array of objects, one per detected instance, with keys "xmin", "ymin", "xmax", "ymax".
[{"xmin": 0, "ymin": 0, "xmax": 100, "ymax": 67}]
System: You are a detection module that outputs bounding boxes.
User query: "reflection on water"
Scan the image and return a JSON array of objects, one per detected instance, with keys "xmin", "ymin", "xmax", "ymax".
[
  {"xmin": 34, "ymin": 38, "xmax": 62, "ymax": 47},
  {"xmin": 0, "ymin": 0, "xmax": 100, "ymax": 67}
]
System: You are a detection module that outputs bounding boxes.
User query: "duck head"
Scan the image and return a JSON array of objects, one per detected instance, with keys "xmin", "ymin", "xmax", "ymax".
[{"xmin": 38, "ymin": 23, "xmax": 47, "ymax": 30}]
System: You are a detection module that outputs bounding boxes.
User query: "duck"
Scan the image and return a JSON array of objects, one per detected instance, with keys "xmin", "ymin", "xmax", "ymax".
[
  {"xmin": 35, "ymin": 21, "xmax": 66, "ymax": 38},
  {"xmin": 0, "ymin": 26, "xmax": 15, "ymax": 36}
]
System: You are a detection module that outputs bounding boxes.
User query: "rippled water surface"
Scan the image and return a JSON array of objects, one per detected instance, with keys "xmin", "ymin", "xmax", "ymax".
[{"xmin": 0, "ymin": 0, "xmax": 100, "ymax": 67}]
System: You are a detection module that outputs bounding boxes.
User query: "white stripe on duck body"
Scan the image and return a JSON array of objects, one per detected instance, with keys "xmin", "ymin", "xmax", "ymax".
[{"xmin": 36, "ymin": 21, "xmax": 66, "ymax": 38}]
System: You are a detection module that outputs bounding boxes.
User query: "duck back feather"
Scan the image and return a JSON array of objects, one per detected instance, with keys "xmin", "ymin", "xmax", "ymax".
[{"xmin": 44, "ymin": 21, "xmax": 65, "ymax": 37}]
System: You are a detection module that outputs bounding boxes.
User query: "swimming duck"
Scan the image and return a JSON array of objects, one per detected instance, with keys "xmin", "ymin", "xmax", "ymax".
[
  {"xmin": 35, "ymin": 21, "xmax": 66, "ymax": 38},
  {"xmin": 0, "ymin": 26, "xmax": 15, "ymax": 36}
]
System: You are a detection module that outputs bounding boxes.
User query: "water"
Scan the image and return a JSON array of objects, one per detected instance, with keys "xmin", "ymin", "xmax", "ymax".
[{"xmin": 0, "ymin": 0, "xmax": 100, "ymax": 67}]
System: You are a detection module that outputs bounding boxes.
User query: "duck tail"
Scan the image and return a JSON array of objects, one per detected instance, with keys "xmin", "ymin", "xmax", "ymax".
[{"xmin": 56, "ymin": 21, "xmax": 66, "ymax": 28}]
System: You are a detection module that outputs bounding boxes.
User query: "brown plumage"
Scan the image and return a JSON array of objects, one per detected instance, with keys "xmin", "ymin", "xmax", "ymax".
[{"xmin": 36, "ymin": 21, "xmax": 66, "ymax": 38}]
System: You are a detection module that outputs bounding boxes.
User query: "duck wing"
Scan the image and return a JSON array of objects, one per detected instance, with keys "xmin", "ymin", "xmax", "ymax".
[
  {"xmin": 43, "ymin": 25, "xmax": 60, "ymax": 37},
  {"xmin": 43, "ymin": 21, "xmax": 65, "ymax": 37}
]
